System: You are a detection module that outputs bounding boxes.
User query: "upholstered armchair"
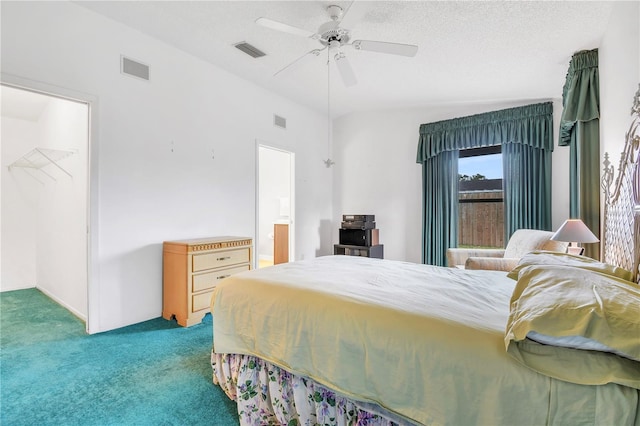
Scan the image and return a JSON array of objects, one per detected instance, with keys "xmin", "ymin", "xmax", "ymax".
[{"xmin": 446, "ymin": 229, "xmax": 569, "ymax": 271}]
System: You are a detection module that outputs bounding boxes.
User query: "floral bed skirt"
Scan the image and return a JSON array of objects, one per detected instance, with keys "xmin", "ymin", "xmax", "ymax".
[{"xmin": 211, "ymin": 351, "xmax": 410, "ymax": 425}]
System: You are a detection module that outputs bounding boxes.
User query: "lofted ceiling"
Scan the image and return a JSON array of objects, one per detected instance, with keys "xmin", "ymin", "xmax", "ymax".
[{"xmin": 75, "ymin": 1, "xmax": 614, "ymax": 118}]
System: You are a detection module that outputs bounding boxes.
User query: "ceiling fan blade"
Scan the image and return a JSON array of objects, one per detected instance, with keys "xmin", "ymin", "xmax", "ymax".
[
  {"xmin": 255, "ymin": 17, "xmax": 317, "ymax": 39},
  {"xmin": 334, "ymin": 52, "xmax": 357, "ymax": 87},
  {"xmin": 274, "ymin": 48, "xmax": 325, "ymax": 77},
  {"xmin": 352, "ymin": 40, "xmax": 418, "ymax": 57}
]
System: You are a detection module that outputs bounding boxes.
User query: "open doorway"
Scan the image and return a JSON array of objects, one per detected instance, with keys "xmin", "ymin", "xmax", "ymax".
[
  {"xmin": 256, "ymin": 144, "xmax": 294, "ymax": 269},
  {"xmin": 1, "ymin": 84, "xmax": 89, "ymax": 326}
]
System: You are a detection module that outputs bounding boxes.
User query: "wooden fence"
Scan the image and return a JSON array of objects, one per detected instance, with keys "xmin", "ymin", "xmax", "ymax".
[{"xmin": 458, "ymin": 190, "xmax": 504, "ymax": 248}]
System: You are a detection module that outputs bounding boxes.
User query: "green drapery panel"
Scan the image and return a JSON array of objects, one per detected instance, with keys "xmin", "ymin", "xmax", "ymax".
[
  {"xmin": 559, "ymin": 49, "xmax": 600, "ymax": 259},
  {"xmin": 417, "ymin": 103, "xmax": 554, "ymax": 265},
  {"xmin": 503, "ymin": 143, "xmax": 553, "ymax": 237},
  {"xmin": 421, "ymin": 150, "xmax": 458, "ymax": 266}
]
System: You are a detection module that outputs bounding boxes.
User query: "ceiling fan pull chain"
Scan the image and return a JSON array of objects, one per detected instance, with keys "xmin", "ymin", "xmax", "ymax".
[
  {"xmin": 324, "ymin": 48, "xmax": 335, "ymax": 168},
  {"xmin": 327, "ymin": 49, "xmax": 332, "ymax": 165}
]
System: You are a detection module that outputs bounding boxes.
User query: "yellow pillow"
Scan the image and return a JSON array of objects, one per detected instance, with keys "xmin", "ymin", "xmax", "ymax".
[
  {"xmin": 505, "ymin": 264, "xmax": 640, "ymax": 389},
  {"xmin": 506, "ymin": 250, "xmax": 634, "ymax": 282}
]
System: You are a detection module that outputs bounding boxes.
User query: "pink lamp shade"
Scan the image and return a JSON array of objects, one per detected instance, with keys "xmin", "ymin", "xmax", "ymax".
[{"xmin": 551, "ymin": 219, "xmax": 599, "ymax": 255}]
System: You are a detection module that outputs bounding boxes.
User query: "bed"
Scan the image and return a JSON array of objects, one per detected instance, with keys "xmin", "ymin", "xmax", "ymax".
[{"xmin": 210, "ymin": 88, "xmax": 640, "ymax": 425}]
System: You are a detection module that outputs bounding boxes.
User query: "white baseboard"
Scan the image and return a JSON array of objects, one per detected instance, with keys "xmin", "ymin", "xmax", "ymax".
[
  {"xmin": 259, "ymin": 254, "xmax": 274, "ymax": 261},
  {"xmin": 36, "ymin": 286, "xmax": 87, "ymax": 323}
]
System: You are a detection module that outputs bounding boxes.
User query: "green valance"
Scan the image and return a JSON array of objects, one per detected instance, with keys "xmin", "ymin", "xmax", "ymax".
[
  {"xmin": 416, "ymin": 102, "xmax": 554, "ymax": 163},
  {"xmin": 559, "ymin": 49, "xmax": 599, "ymax": 146}
]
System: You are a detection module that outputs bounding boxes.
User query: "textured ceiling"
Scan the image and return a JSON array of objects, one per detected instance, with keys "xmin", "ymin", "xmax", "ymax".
[{"xmin": 76, "ymin": 1, "xmax": 613, "ymax": 117}]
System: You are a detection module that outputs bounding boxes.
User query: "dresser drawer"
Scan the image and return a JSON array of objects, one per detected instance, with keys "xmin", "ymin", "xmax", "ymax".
[
  {"xmin": 192, "ymin": 290, "xmax": 214, "ymax": 313},
  {"xmin": 192, "ymin": 248, "xmax": 250, "ymax": 272},
  {"xmin": 192, "ymin": 264, "xmax": 250, "ymax": 292}
]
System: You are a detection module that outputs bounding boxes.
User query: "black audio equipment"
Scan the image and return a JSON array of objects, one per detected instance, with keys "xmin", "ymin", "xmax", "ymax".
[
  {"xmin": 339, "ymin": 228, "xmax": 379, "ymax": 246},
  {"xmin": 342, "ymin": 214, "xmax": 375, "ymax": 222},
  {"xmin": 340, "ymin": 220, "xmax": 376, "ymax": 230},
  {"xmin": 336, "ymin": 214, "xmax": 382, "ymax": 258}
]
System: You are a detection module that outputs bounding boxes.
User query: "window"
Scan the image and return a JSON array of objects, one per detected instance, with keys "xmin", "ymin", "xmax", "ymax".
[{"xmin": 458, "ymin": 145, "xmax": 504, "ymax": 248}]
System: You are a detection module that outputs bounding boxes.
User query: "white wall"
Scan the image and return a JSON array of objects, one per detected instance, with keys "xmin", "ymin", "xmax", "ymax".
[
  {"xmin": 333, "ymin": 101, "xmax": 569, "ymax": 263},
  {"xmin": 34, "ymin": 98, "xmax": 88, "ymax": 319},
  {"xmin": 599, "ymin": 1, "xmax": 640, "ymax": 168},
  {"xmin": 1, "ymin": 117, "xmax": 40, "ymax": 290},
  {"xmin": 258, "ymin": 146, "xmax": 291, "ymax": 259},
  {"xmin": 1, "ymin": 1, "xmax": 331, "ymax": 332}
]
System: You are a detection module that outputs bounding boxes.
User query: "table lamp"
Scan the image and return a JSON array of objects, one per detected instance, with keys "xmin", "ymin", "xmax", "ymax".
[{"xmin": 550, "ymin": 219, "xmax": 599, "ymax": 255}]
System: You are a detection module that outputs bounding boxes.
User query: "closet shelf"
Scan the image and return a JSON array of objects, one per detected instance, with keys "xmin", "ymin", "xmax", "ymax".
[{"xmin": 8, "ymin": 147, "xmax": 74, "ymax": 181}]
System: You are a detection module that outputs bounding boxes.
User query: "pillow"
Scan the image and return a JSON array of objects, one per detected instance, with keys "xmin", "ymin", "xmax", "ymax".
[
  {"xmin": 526, "ymin": 331, "xmax": 630, "ymax": 358},
  {"xmin": 505, "ymin": 264, "xmax": 640, "ymax": 389},
  {"xmin": 465, "ymin": 257, "xmax": 519, "ymax": 271},
  {"xmin": 506, "ymin": 250, "xmax": 634, "ymax": 282}
]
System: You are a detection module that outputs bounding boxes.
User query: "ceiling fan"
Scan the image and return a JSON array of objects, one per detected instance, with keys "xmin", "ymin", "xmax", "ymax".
[{"xmin": 256, "ymin": 3, "xmax": 418, "ymax": 87}]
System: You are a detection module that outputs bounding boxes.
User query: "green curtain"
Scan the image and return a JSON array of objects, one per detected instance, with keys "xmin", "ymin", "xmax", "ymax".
[
  {"xmin": 503, "ymin": 143, "xmax": 553, "ymax": 237},
  {"xmin": 417, "ymin": 103, "xmax": 554, "ymax": 265},
  {"xmin": 559, "ymin": 49, "xmax": 600, "ymax": 259},
  {"xmin": 421, "ymin": 150, "xmax": 458, "ymax": 266}
]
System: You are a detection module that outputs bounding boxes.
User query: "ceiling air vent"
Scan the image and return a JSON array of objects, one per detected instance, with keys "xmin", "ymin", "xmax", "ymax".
[
  {"xmin": 274, "ymin": 114, "xmax": 287, "ymax": 129},
  {"xmin": 121, "ymin": 56, "xmax": 150, "ymax": 81},
  {"xmin": 234, "ymin": 42, "xmax": 266, "ymax": 58}
]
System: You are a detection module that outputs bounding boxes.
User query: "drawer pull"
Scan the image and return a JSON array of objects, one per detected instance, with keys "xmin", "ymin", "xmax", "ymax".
[
  {"xmin": 217, "ymin": 274, "xmax": 230, "ymax": 280},
  {"xmin": 217, "ymin": 256, "xmax": 231, "ymax": 261}
]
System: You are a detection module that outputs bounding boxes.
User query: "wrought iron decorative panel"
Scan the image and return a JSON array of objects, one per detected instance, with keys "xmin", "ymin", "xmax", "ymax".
[{"xmin": 602, "ymin": 85, "xmax": 640, "ymax": 283}]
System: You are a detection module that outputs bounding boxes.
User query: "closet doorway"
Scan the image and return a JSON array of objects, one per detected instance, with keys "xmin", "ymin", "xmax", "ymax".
[
  {"xmin": 256, "ymin": 144, "xmax": 294, "ymax": 268},
  {"xmin": 1, "ymin": 84, "xmax": 89, "ymax": 327}
]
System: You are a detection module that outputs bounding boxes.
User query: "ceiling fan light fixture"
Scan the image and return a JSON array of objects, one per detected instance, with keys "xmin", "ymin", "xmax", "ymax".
[{"xmin": 318, "ymin": 21, "xmax": 350, "ymax": 45}]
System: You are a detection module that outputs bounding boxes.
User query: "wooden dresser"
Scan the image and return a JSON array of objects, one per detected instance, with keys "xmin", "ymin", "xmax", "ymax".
[{"xmin": 162, "ymin": 236, "xmax": 252, "ymax": 327}]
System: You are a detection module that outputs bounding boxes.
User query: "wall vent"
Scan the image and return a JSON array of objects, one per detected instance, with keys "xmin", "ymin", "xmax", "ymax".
[
  {"xmin": 274, "ymin": 114, "xmax": 287, "ymax": 129},
  {"xmin": 121, "ymin": 56, "xmax": 150, "ymax": 81},
  {"xmin": 235, "ymin": 42, "xmax": 266, "ymax": 58}
]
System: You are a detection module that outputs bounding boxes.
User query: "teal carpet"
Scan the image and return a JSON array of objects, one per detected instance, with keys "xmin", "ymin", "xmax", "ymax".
[{"xmin": 0, "ymin": 288, "xmax": 239, "ymax": 425}]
